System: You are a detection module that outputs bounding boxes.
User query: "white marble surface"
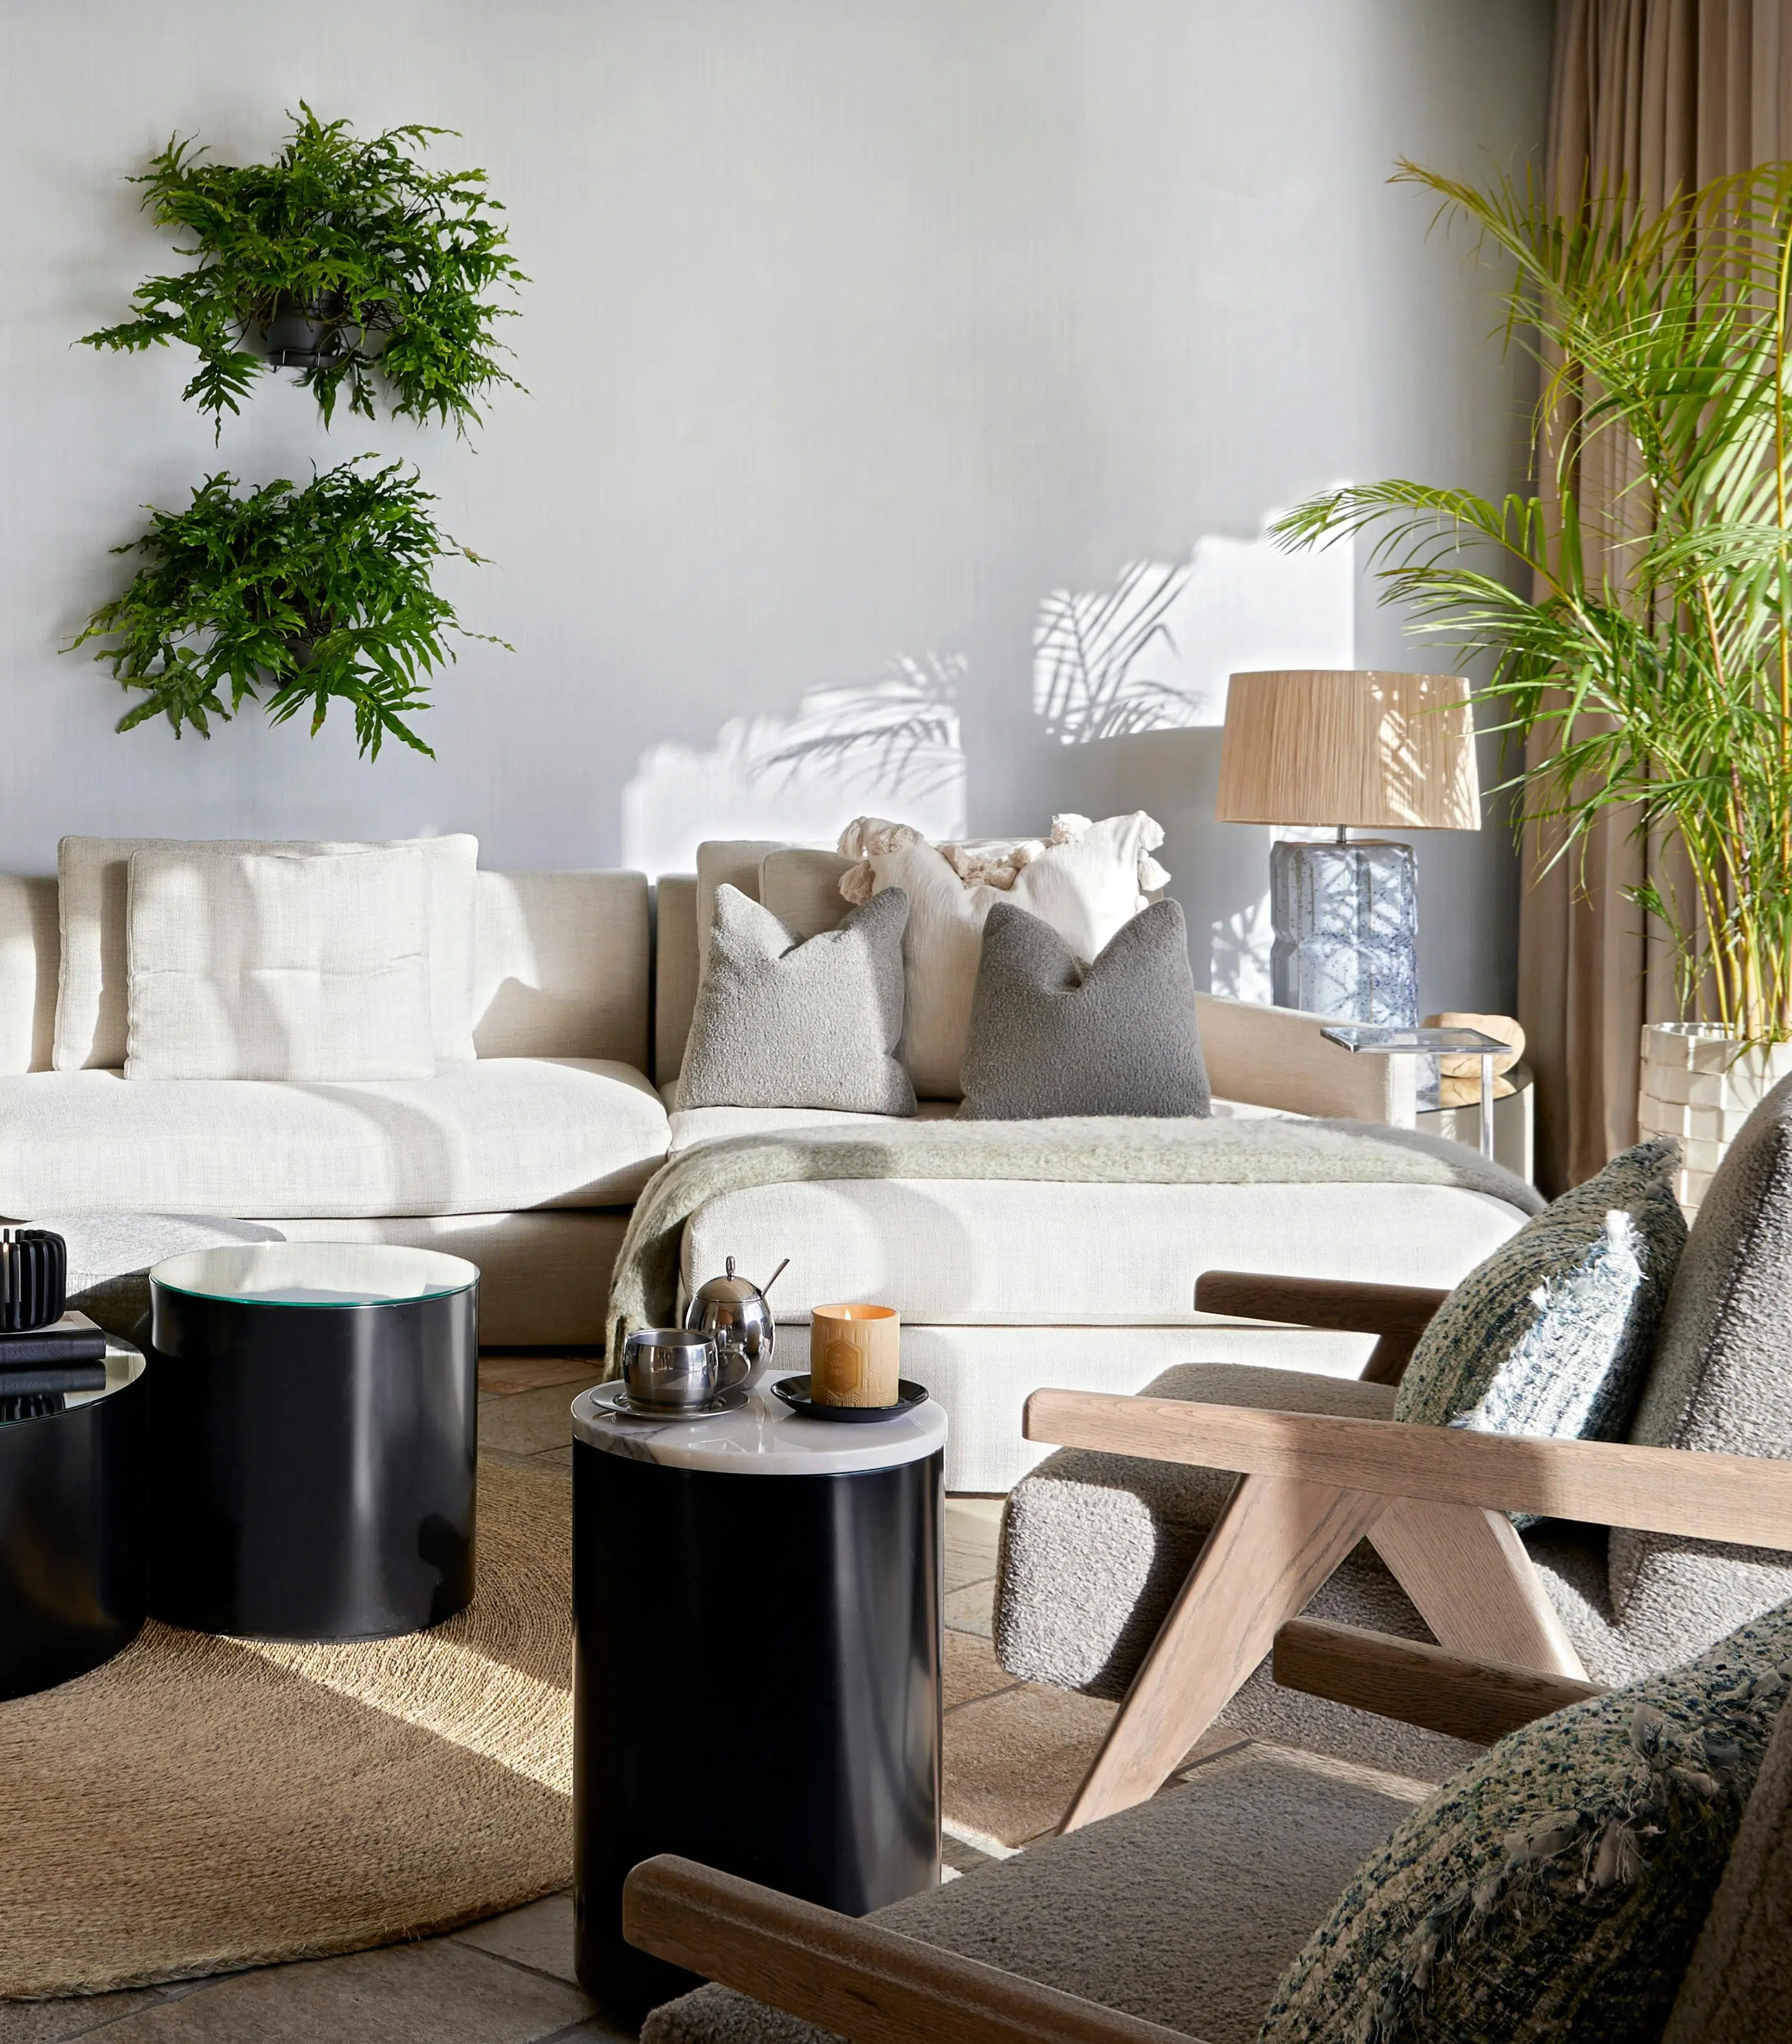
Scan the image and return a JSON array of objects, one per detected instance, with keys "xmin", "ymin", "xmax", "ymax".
[{"xmin": 572, "ymin": 1379, "xmax": 948, "ymax": 1475}]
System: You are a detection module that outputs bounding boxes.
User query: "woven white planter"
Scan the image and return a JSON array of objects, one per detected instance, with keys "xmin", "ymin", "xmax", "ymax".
[{"xmin": 1639, "ymin": 1022, "xmax": 1792, "ymax": 1212}]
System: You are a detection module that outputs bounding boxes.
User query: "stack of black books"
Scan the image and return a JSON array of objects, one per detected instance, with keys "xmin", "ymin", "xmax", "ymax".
[{"xmin": 1, "ymin": 1227, "xmax": 103, "ymax": 1421}]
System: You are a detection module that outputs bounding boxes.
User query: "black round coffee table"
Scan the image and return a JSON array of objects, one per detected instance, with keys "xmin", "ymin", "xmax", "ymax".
[
  {"xmin": 1, "ymin": 1333, "xmax": 147, "ymax": 1700},
  {"xmin": 145, "ymin": 1243, "xmax": 480, "ymax": 1642},
  {"xmin": 572, "ymin": 1380, "xmax": 946, "ymax": 2026}
]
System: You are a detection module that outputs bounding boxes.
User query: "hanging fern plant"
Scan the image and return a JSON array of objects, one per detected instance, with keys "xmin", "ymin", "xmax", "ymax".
[
  {"xmin": 81, "ymin": 105, "xmax": 526, "ymax": 437},
  {"xmin": 65, "ymin": 457, "xmax": 505, "ymax": 759}
]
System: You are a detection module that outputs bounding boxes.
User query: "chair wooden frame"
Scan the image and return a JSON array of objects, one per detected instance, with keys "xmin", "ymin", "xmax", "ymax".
[
  {"xmin": 1037, "ymin": 1267, "xmax": 1792, "ymax": 1828},
  {"xmin": 620, "ymin": 1627, "xmax": 1608, "ymax": 2044},
  {"xmin": 619, "ymin": 1422, "xmax": 1791, "ymax": 2044}
]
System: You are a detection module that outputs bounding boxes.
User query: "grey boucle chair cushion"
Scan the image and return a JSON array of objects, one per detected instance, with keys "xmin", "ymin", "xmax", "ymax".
[
  {"xmin": 1612, "ymin": 1072, "xmax": 1792, "ymax": 1660},
  {"xmin": 993, "ymin": 1363, "xmax": 1655, "ymax": 1780},
  {"xmin": 992, "ymin": 1364, "xmax": 1487, "ymax": 1781},
  {"xmin": 957, "ymin": 898, "xmax": 1210, "ymax": 1119},
  {"xmin": 641, "ymin": 1743, "xmax": 1425, "ymax": 2044}
]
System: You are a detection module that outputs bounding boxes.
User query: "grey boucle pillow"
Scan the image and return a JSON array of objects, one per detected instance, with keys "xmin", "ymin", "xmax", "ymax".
[
  {"xmin": 1393, "ymin": 1137, "xmax": 1687, "ymax": 1457},
  {"xmin": 676, "ymin": 883, "xmax": 916, "ymax": 1115},
  {"xmin": 957, "ymin": 899, "xmax": 1209, "ymax": 1119}
]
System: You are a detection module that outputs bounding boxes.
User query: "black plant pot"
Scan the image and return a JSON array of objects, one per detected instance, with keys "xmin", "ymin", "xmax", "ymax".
[{"xmin": 257, "ymin": 290, "xmax": 363, "ymax": 369}]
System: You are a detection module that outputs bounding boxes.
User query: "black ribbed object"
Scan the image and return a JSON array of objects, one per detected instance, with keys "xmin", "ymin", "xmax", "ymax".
[{"xmin": 0, "ymin": 1230, "xmax": 67, "ymax": 1333}]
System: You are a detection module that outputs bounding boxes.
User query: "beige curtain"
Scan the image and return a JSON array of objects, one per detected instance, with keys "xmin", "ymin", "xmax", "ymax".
[{"xmin": 1523, "ymin": 0, "xmax": 1792, "ymax": 1194}]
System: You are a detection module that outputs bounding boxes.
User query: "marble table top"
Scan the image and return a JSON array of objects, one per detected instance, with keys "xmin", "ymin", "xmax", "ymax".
[{"xmin": 570, "ymin": 1378, "xmax": 948, "ymax": 1475}]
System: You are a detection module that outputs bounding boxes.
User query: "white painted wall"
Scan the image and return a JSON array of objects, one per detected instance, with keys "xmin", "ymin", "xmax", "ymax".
[{"xmin": 0, "ymin": 0, "xmax": 1549, "ymax": 1011}]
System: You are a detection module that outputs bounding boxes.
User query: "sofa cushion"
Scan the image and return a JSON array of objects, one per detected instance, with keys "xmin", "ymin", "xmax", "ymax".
[
  {"xmin": 959, "ymin": 899, "xmax": 1210, "ymax": 1119},
  {"xmin": 643, "ymin": 1743, "xmax": 1425, "ymax": 2044},
  {"xmin": 836, "ymin": 813, "xmax": 1169, "ymax": 1098},
  {"xmin": 0, "ymin": 1058, "xmax": 668, "ymax": 1218},
  {"xmin": 125, "ymin": 846, "xmax": 437, "ymax": 1082},
  {"xmin": 680, "ymin": 1178, "xmax": 1529, "ymax": 1326},
  {"xmin": 54, "ymin": 834, "xmax": 480, "ymax": 1071},
  {"xmin": 1393, "ymin": 1136, "xmax": 1685, "ymax": 1446},
  {"xmin": 678, "ymin": 885, "xmax": 915, "ymax": 1115}
]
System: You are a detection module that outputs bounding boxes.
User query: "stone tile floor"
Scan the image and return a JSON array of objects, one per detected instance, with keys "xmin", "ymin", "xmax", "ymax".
[{"xmin": 0, "ymin": 1356, "xmax": 1239, "ymax": 2042}]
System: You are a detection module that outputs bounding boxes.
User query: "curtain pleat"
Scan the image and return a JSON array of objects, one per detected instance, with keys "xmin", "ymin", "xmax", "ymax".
[{"xmin": 1521, "ymin": 0, "xmax": 1792, "ymax": 1193}]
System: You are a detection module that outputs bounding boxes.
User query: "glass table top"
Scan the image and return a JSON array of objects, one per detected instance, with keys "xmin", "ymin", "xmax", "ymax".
[
  {"xmin": 149, "ymin": 1242, "xmax": 479, "ymax": 1307},
  {"xmin": 1321, "ymin": 1025, "xmax": 1512, "ymax": 1056},
  {"xmin": 0, "ymin": 1343, "xmax": 143, "ymax": 1426}
]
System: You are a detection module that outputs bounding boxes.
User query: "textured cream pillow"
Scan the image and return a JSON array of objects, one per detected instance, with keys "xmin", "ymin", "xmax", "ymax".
[
  {"xmin": 124, "ymin": 846, "xmax": 437, "ymax": 1082},
  {"xmin": 837, "ymin": 813, "xmax": 1170, "ymax": 1098},
  {"xmin": 54, "ymin": 833, "xmax": 478, "ymax": 1071}
]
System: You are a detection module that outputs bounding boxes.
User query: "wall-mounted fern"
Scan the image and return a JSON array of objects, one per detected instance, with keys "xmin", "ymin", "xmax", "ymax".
[
  {"xmin": 81, "ymin": 106, "xmax": 525, "ymax": 437},
  {"xmin": 66, "ymin": 457, "xmax": 505, "ymax": 759}
]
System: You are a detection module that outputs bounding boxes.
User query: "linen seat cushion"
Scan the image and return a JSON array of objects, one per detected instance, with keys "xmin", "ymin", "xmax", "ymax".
[
  {"xmin": 680, "ymin": 1185, "xmax": 1529, "ymax": 1329},
  {"xmin": 677, "ymin": 884, "xmax": 914, "ymax": 1115},
  {"xmin": 958, "ymin": 899, "xmax": 1210, "ymax": 1119},
  {"xmin": 0, "ymin": 1058, "xmax": 669, "ymax": 1217},
  {"xmin": 1612, "ymin": 1072, "xmax": 1792, "ymax": 1667},
  {"xmin": 641, "ymin": 1742, "xmax": 1426, "ymax": 2044},
  {"xmin": 54, "ymin": 833, "xmax": 481, "ymax": 1069}
]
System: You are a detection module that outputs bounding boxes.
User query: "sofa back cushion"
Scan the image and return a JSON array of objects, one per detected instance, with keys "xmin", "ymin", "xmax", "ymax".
[
  {"xmin": 125, "ymin": 846, "xmax": 437, "ymax": 1082},
  {"xmin": 471, "ymin": 869, "xmax": 651, "ymax": 1067},
  {"xmin": 839, "ymin": 813, "xmax": 1169, "ymax": 1098},
  {"xmin": 1610, "ymin": 1071, "xmax": 1792, "ymax": 1649},
  {"xmin": 0, "ymin": 876, "xmax": 58, "ymax": 1076},
  {"xmin": 56, "ymin": 834, "xmax": 478, "ymax": 1070}
]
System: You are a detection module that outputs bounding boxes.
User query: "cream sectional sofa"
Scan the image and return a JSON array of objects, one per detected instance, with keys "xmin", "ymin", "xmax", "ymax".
[{"xmin": 0, "ymin": 845, "xmax": 1536, "ymax": 1489}]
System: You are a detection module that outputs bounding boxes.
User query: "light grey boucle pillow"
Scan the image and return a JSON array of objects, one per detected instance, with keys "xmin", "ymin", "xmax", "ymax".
[
  {"xmin": 676, "ymin": 883, "xmax": 916, "ymax": 1115},
  {"xmin": 958, "ymin": 898, "xmax": 1209, "ymax": 1120},
  {"xmin": 1393, "ymin": 1137, "xmax": 1687, "ymax": 1454}
]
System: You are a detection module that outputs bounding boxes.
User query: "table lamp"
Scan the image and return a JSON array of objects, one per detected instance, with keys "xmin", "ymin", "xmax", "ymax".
[{"xmin": 1215, "ymin": 669, "xmax": 1480, "ymax": 1025}]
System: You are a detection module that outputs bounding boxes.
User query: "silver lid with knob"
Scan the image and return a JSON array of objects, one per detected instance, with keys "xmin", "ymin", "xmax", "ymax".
[{"xmin": 681, "ymin": 1255, "xmax": 789, "ymax": 1390}]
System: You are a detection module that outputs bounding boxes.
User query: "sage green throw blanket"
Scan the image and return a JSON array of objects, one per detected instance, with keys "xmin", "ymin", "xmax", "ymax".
[{"xmin": 604, "ymin": 1117, "xmax": 1543, "ymax": 1362}]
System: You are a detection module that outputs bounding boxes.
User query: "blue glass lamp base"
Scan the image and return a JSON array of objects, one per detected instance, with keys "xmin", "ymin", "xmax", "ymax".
[{"xmin": 1270, "ymin": 837, "xmax": 1418, "ymax": 1027}]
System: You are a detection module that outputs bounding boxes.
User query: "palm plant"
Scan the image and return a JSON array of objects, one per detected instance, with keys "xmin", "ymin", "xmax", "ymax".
[
  {"xmin": 1276, "ymin": 160, "xmax": 1792, "ymax": 1048},
  {"xmin": 66, "ymin": 456, "xmax": 504, "ymax": 759}
]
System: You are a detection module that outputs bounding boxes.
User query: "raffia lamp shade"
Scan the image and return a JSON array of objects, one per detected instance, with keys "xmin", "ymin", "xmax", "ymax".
[{"xmin": 1215, "ymin": 670, "xmax": 1480, "ymax": 831}]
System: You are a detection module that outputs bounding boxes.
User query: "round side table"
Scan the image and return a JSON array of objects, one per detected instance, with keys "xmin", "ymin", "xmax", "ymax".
[
  {"xmin": 146, "ymin": 1242, "xmax": 479, "ymax": 1642},
  {"xmin": 1, "ymin": 1334, "xmax": 147, "ymax": 1701},
  {"xmin": 572, "ymin": 1380, "xmax": 946, "ymax": 2028}
]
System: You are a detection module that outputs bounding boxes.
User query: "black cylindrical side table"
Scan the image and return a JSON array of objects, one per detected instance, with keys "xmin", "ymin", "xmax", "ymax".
[
  {"xmin": 1, "ymin": 1337, "xmax": 147, "ymax": 1701},
  {"xmin": 572, "ymin": 1383, "xmax": 946, "ymax": 2028},
  {"xmin": 146, "ymin": 1243, "xmax": 479, "ymax": 1642}
]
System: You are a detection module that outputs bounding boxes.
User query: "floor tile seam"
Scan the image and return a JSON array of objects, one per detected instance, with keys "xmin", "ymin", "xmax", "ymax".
[{"xmin": 443, "ymin": 1935, "xmax": 589, "ymax": 1997}]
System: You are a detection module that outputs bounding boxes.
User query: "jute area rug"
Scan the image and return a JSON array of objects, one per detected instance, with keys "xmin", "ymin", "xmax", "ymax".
[{"xmin": 0, "ymin": 1459, "xmax": 572, "ymax": 2000}]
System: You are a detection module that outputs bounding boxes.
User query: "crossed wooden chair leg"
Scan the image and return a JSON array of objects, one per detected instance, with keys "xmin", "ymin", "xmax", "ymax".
[{"xmin": 1058, "ymin": 1474, "xmax": 1588, "ymax": 1835}]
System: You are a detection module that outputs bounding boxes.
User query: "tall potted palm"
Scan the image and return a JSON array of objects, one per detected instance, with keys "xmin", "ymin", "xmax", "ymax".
[{"xmin": 1276, "ymin": 161, "xmax": 1792, "ymax": 1204}]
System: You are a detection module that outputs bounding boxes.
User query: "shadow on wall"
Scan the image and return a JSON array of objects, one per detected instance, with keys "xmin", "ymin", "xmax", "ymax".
[{"xmin": 620, "ymin": 519, "xmax": 1357, "ymax": 997}]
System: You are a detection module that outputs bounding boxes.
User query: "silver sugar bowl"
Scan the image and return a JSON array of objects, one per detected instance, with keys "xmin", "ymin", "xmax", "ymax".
[{"xmin": 683, "ymin": 1255, "xmax": 788, "ymax": 1390}]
